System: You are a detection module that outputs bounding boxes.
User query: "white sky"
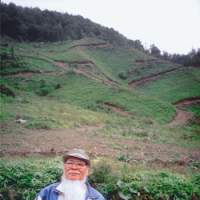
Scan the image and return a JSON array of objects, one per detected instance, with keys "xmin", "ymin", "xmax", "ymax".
[{"xmin": 2, "ymin": 0, "xmax": 200, "ymax": 54}]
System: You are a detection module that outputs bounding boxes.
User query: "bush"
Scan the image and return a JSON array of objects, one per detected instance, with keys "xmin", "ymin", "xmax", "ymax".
[
  {"xmin": 0, "ymin": 159, "xmax": 199, "ymax": 200},
  {"xmin": 0, "ymin": 159, "xmax": 62, "ymax": 200},
  {"xmin": 117, "ymin": 171, "xmax": 200, "ymax": 200},
  {"xmin": 89, "ymin": 162, "xmax": 118, "ymax": 198},
  {"xmin": 35, "ymin": 80, "xmax": 54, "ymax": 96},
  {"xmin": 118, "ymin": 72, "xmax": 128, "ymax": 80}
]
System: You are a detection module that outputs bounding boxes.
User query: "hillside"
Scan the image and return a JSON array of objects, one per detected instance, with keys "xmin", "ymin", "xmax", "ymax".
[
  {"xmin": 0, "ymin": 38, "xmax": 200, "ymax": 199},
  {"xmin": 1, "ymin": 37, "xmax": 200, "ymax": 145}
]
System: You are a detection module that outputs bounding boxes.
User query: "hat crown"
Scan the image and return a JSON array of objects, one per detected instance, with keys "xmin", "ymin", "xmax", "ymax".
[{"xmin": 64, "ymin": 148, "xmax": 90, "ymax": 165}]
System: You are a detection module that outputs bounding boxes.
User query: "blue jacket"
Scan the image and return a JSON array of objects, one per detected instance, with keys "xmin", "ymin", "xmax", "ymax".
[{"xmin": 35, "ymin": 182, "xmax": 105, "ymax": 200}]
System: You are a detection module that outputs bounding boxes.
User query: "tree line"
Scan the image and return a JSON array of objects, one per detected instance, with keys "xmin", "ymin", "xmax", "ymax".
[
  {"xmin": 1, "ymin": 2, "xmax": 199, "ymax": 67},
  {"xmin": 0, "ymin": 2, "xmax": 144, "ymax": 49},
  {"xmin": 148, "ymin": 44, "xmax": 200, "ymax": 67}
]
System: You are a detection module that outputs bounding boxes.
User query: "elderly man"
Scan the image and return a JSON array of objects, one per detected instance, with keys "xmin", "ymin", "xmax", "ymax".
[{"xmin": 35, "ymin": 148, "xmax": 105, "ymax": 200}]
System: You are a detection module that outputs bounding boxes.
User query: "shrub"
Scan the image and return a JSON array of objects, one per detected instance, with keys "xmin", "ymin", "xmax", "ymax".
[
  {"xmin": 0, "ymin": 160, "xmax": 199, "ymax": 200},
  {"xmin": 35, "ymin": 80, "xmax": 54, "ymax": 96},
  {"xmin": 0, "ymin": 159, "xmax": 62, "ymax": 200},
  {"xmin": 89, "ymin": 162, "xmax": 118, "ymax": 199},
  {"xmin": 117, "ymin": 171, "xmax": 200, "ymax": 200},
  {"xmin": 118, "ymin": 72, "xmax": 128, "ymax": 80}
]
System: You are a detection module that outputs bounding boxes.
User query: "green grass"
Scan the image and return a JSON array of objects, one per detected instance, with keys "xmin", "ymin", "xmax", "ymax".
[
  {"xmin": 84, "ymin": 47, "xmax": 160, "ymax": 84},
  {"xmin": 187, "ymin": 105, "xmax": 200, "ymax": 117},
  {"xmin": 51, "ymin": 73, "xmax": 175, "ymax": 123},
  {"xmin": 21, "ymin": 57, "xmax": 59, "ymax": 72},
  {"xmin": 1, "ymin": 94, "xmax": 109, "ymax": 129},
  {"xmin": 137, "ymin": 67, "xmax": 200, "ymax": 103}
]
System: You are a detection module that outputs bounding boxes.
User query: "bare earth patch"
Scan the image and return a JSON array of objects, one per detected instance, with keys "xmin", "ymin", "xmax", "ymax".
[
  {"xmin": 1, "ymin": 125, "xmax": 199, "ymax": 168},
  {"xmin": 169, "ymin": 109, "xmax": 194, "ymax": 127},
  {"xmin": 103, "ymin": 102, "xmax": 132, "ymax": 117},
  {"xmin": 169, "ymin": 97, "xmax": 200, "ymax": 127}
]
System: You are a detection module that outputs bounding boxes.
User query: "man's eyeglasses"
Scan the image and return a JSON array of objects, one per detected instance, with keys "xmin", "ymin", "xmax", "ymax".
[{"xmin": 65, "ymin": 161, "xmax": 86, "ymax": 168}]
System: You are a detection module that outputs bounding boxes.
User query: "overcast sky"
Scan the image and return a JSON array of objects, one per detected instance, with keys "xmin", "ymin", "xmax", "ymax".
[{"xmin": 2, "ymin": 0, "xmax": 200, "ymax": 54}]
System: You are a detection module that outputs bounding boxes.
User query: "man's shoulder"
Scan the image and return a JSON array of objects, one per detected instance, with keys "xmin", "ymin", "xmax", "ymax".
[
  {"xmin": 36, "ymin": 182, "xmax": 60, "ymax": 199},
  {"xmin": 87, "ymin": 184, "xmax": 105, "ymax": 200}
]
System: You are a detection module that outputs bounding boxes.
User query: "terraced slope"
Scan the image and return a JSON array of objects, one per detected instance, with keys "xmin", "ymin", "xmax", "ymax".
[{"xmin": 1, "ymin": 38, "xmax": 200, "ymax": 150}]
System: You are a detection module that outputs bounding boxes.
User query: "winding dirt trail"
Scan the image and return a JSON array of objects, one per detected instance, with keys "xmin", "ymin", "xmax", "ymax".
[
  {"xmin": 128, "ymin": 67, "xmax": 180, "ymax": 87},
  {"xmin": 169, "ymin": 97, "xmax": 200, "ymax": 127}
]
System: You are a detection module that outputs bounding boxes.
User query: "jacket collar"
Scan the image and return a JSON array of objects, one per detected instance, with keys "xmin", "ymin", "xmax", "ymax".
[
  {"xmin": 85, "ymin": 182, "xmax": 100, "ymax": 199},
  {"xmin": 55, "ymin": 181, "xmax": 65, "ymax": 194}
]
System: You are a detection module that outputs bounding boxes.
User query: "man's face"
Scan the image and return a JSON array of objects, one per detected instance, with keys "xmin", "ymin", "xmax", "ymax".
[{"xmin": 64, "ymin": 157, "xmax": 89, "ymax": 180}]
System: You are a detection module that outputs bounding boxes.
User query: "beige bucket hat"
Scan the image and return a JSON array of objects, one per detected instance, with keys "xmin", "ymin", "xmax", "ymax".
[{"xmin": 63, "ymin": 148, "xmax": 90, "ymax": 166}]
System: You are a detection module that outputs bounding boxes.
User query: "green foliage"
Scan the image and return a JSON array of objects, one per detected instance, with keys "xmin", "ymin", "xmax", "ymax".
[
  {"xmin": 35, "ymin": 79, "xmax": 55, "ymax": 96},
  {"xmin": 25, "ymin": 119, "xmax": 53, "ymax": 129},
  {"xmin": 1, "ymin": 2, "xmax": 137, "ymax": 48},
  {"xmin": 117, "ymin": 171, "xmax": 200, "ymax": 200},
  {"xmin": 118, "ymin": 72, "xmax": 128, "ymax": 80},
  {"xmin": 187, "ymin": 104, "xmax": 200, "ymax": 117},
  {"xmin": 0, "ymin": 158, "xmax": 200, "ymax": 200},
  {"xmin": 89, "ymin": 162, "xmax": 118, "ymax": 198},
  {"xmin": 0, "ymin": 158, "xmax": 62, "ymax": 200},
  {"xmin": 0, "ymin": 47, "xmax": 27, "ymax": 75},
  {"xmin": 138, "ymin": 68, "xmax": 200, "ymax": 103},
  {"xmin": 116, "ymin": 154, "xmax": 131, "ymax": 163}
]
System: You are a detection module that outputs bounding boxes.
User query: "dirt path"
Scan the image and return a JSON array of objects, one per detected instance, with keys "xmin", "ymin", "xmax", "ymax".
[
  {"xmin": 54, "ymin": 61, "xmax": 70, "ymax": 70},
  {"xmin": 169, "ymin": 109, "xmax": 194, "ymax": 127},
  {"xmin": 69, "ymin": 42, "xmax": 112, "ymax": 49},
  {"xmin": 175, "ymin": 97, "xmax": 200, "ymax": 107},
  {"xmin": 103, "ymin": 102, "xmax": 132, "ymax": 117},
  {"xmin": 128, "ymin": 67, "xmax": 180, "ymax": 87},
  {"xmin": 1, "ymin": 126, "xmax": 199, "ymax": 167},
  {"xmin": 169, "ymin": 97, "xmax": 200, "ymax": 127}
]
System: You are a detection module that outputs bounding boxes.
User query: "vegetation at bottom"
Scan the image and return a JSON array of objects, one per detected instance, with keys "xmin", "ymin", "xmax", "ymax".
[{"xmin": 0, "ymin": 158, "xmax": 199, "ymax": 200}]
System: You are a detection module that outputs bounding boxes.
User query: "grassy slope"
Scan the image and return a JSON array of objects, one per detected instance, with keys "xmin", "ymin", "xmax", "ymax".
[
  {"xmin": 137, "ymin": 67, "xmax": 200, "ymax": 102},
  {"xmin": 0, "ymin": 38, "xmax": 200, "ymax": 148}
]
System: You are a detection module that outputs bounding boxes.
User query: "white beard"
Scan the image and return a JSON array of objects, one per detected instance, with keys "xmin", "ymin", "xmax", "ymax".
[{"xmin": 59, "ymin": 177, "xmax": 87, "ymax": 200}]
